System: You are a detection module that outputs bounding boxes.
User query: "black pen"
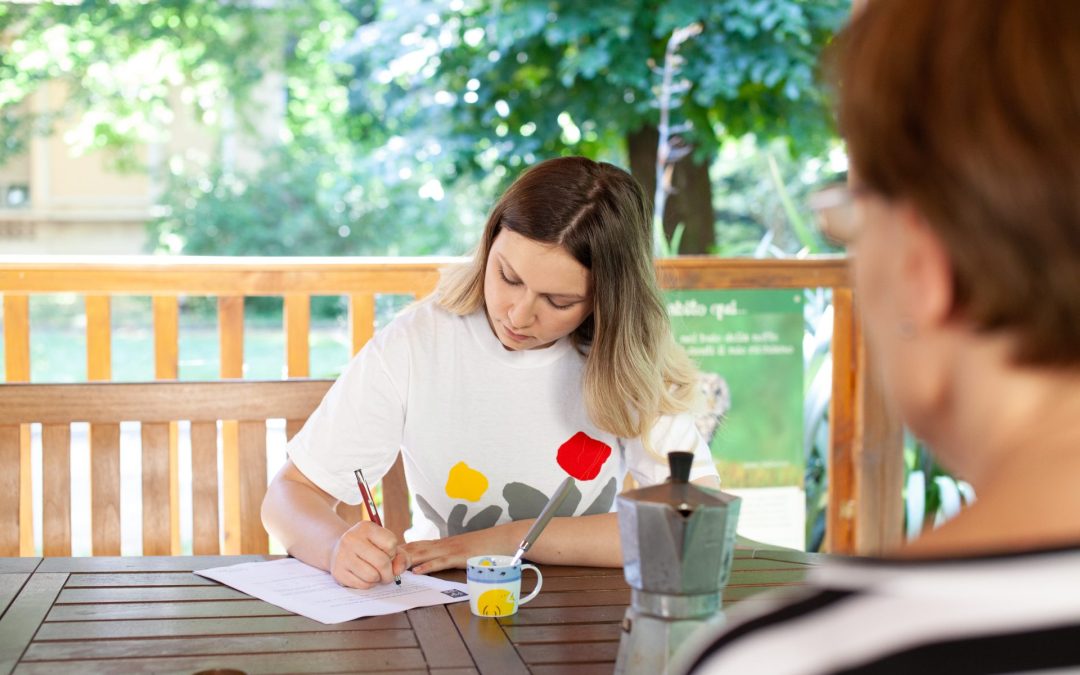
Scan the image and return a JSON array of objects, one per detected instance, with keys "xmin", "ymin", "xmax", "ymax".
[{"xmin": 354, "ymin": 468, "xmax": 401, "ymax": 585}]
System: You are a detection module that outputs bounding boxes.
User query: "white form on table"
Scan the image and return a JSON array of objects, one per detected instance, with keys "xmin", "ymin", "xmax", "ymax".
[{"xmin": 196, "ymin": 558, "xmax": 469, "ymax": 624}]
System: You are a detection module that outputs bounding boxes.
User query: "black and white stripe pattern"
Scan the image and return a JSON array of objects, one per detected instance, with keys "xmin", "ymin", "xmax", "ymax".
[{"xmin": 686, "ymin": 545, "xmax": 1080, "ymax": 674}]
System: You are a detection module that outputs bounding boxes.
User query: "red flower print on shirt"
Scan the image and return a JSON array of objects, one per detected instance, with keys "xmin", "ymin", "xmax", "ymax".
[{"xmin": 557, "ymin": 431, "xmax": 612, "ymax": 481}]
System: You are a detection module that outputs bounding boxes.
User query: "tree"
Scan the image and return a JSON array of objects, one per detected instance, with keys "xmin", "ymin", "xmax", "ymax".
[
  {"xmin": 346, "ymin": 0, "xmax": 849, "ymax": 252},
  {"xmin": 0, "ymin": 0, "xmax": 355, "ymax": 166}
]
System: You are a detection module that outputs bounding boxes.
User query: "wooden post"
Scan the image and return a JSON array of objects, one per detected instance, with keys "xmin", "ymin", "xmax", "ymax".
[
  {"xmin": 86, "ymin": 295, "xmax": 122, "ymax": 556},
  {"xmin": 349, "ymin": 293, "xmax": 376, "ymax": 357},
  {"xmin": 284, "ymin": 294, "xmax": 310, "ymax": 378},
  {"xmin": 219, "ymin": 296, "xmax": 244, "ymax": 554},
  {"xmin": 827, "ymin": 290, "xmax": 905, "ymax": 554},
  {"xmin": 3, "ymin": 294, "xmax": 32, "ymax": 556},
  {"xmin": 153, "ymin": 296, "xmax": 181, "ymax": 555},
  {"xmin": 827, "ymin": 288, "xmax": 858, "ymax": 553},
  {"xmin": 853, "ymin": 312, "xmax": 905, "ymax": 554}
]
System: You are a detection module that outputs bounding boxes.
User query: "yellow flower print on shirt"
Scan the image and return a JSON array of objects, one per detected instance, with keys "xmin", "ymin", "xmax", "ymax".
[{"xmin": 445, "ymin": 461, "xmax": 489, "ymax": 502}]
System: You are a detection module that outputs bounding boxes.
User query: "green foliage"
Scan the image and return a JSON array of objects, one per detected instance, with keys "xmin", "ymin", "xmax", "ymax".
[
  {"xmin": 712, "ymin": 136, "xmax": 846, "ymax": 257},
  {"xmin": 0, "ymin": 0, "xmax": 356, "ymax": 166},
  {"xmin": 344, "ymin": 0, "xmax": 849, "ymax": 178},
  {"xmin": 1, "ymin": 0, "xmax": 851, "ymax": 260},
  {"xmin": 150, "ymin": 144, "xmax": 493, "ymax": 258}
]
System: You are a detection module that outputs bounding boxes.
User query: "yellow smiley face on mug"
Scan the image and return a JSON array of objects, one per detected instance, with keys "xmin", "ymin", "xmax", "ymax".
[{"xmin": 477, "ymin": 588, "xmax": 517, "ymax": 616}]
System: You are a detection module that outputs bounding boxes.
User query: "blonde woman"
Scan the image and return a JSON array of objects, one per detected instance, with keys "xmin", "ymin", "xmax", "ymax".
[{"xmin": 262, "ymin": 156, "xmax": 720, "ymax": 588}]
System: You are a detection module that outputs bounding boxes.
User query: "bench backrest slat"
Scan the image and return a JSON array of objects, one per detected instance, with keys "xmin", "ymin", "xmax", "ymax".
[
  {"xmin": 91, "ymin": 422, "xmax": 122, "ymax": 556},
  {"xmin": 42, "ymin": 423, "xmax": 71, "ymax": 557}
]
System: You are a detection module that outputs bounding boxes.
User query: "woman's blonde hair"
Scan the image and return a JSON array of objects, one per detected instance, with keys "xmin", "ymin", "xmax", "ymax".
[{"xmin": 439, "ymin": 156, "xmax": 701, "ymax": 442}]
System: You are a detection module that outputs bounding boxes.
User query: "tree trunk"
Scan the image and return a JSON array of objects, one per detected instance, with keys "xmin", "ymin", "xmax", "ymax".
[{"xmin": 626, "ymin": 125, "xmax": 717, "ymax": 255}]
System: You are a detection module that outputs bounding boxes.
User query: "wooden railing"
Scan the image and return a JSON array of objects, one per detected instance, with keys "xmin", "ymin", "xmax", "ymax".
[{"xmin": 0, "ymin": 255, "xmax": 903, "ymax": 556}]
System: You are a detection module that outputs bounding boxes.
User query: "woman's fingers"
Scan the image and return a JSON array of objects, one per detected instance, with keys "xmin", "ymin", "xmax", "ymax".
[
  {"xmin": 332, "ymin": 521, "xmax": 402, "ymax": 587},
  {"xmin": 339, "ymin": 557, "xmax": 386, "ymax": 587},
  {"xmin": 401, "ymin": 539, "xmax": 464, "ymax": 574},
  {"xmin": 392, "ymin": 549, "xmax": 411, "ymax": 577},
  {"xmin": 412, "ymin": 556, "xmax": 454, "ymax": 574}
]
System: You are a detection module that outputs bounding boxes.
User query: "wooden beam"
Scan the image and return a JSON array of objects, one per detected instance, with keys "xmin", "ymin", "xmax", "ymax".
[
  {"xmin": 0, "ymin": 380, "xmax": 333, "ymax": 425},
  {"xmin": 0, "ymin": 256, "xmax": 849, "ymax": 293}
]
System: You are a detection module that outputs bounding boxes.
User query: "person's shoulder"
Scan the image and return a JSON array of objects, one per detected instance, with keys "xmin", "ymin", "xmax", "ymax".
[
  {"xmin": 379, "ymin": 294, "xmax": 464, "ymax": 337},
  {"xmin": 369, "ymin": 294, "xmax": 476, "ymax": 362}
]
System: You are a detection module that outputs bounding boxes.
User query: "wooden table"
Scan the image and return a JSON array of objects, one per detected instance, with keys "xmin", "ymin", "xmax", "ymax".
[{"xmin": 0, "ymin": 549, "xmax": 820, "ymax": 674}]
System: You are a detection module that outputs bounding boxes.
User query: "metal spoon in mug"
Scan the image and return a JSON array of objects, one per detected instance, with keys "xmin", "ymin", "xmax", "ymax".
[{"xmin": 509, "ymin": 476, "xmax": 576, "ymax": 567}]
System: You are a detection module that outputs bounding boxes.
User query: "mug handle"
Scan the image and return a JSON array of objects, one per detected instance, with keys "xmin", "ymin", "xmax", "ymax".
[{"xmin": 518, "ymin": 564, "xmax": 543, "ymax": 606}]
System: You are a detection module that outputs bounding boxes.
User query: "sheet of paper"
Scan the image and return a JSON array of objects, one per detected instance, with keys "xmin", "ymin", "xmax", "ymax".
[
  {"xmin": 195, "ymin": 558, "xmax": 469, "ymax": 624},
  {"xmin": 726, "ymin": 486, "xmax": 807, "ymax": 550}
]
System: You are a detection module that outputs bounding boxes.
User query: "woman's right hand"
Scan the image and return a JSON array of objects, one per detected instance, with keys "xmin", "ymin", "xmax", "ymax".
[{"xmin": 329, "ymin": 520, "xmax": 411, "ymax": 589}]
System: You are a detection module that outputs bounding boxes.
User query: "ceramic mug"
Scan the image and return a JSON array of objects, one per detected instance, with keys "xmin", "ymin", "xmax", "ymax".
[{"xmin": 466, "ymin": 555, "xmax": 543, "ymax": 618}]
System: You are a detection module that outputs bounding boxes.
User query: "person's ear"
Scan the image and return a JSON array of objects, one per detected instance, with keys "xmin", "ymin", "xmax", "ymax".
[{"xmin": 898, "ymin": 204, "xmax": 954, "ymax": 330}]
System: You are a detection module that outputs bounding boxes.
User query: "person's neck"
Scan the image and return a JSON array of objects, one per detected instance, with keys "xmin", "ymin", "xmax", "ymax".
[{"xmin": 897, "ymin": 345, "xmax": 1080, "ymax": 559}]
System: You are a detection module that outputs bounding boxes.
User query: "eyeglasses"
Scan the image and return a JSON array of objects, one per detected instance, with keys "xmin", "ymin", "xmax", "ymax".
[{"xmin": 808, "ymin": 183, "xmax": 866, "ymax": 246}]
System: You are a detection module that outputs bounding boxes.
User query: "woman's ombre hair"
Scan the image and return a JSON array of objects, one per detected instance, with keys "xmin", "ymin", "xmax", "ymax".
[{"xmin": 438, "ymin": 156, "xmax": 701, "ymax": 441}]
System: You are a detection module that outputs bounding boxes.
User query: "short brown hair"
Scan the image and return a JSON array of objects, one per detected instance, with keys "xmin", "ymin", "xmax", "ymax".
[{"xmin": 829, "ymin": 0, "xmax": 1080, "ymax": 365}]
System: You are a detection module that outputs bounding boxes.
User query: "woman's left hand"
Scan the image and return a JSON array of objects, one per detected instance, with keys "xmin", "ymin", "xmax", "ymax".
[{"xmin": 401, "ymin": 527, "xmax": 514, "ymax": 574}]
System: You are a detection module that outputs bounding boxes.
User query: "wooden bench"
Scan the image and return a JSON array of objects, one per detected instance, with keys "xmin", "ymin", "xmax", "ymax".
[{"xmin": 0, "ymin": 379, "xmax": 410, "ymax": 557}]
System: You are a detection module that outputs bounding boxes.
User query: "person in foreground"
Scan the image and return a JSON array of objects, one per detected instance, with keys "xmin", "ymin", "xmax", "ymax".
[
  {"xmin": 262, "ymin": 156, "xmax": 720, "ymax": 589},
  {"xmin": 685, "ymin": 1, "xmax": 1080, "ymax": 673}
]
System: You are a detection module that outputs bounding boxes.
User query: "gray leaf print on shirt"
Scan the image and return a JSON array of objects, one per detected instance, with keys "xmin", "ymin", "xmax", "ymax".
[
  {"xmin": 581, "ymin": 476, "xmax": 618, "ymax": 515},
  {"xmin": 448, "ymin": 503, "xmax": 504, "ymax": 536},
  {"xmin": 503, "ymin": 481, "xmax": 582, "ymax": 520},
  {"xmin": 415, "ymin": 494, "xmax": 450, "ymax": 538},
  {"xmin": 416, "ymin": 496, "xmax": 504, "ymax": 537}
]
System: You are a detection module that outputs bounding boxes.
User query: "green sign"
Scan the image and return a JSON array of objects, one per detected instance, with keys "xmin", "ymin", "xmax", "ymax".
[{"xmin": 666, "ymin": 289, "xmax": 804, "ymax": 488}]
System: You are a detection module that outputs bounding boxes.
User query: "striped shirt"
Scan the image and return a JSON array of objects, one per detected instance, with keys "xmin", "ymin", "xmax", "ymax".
[{"xmin": 686, "ymin": 545, "xmax": 1080, "ymax": 674}]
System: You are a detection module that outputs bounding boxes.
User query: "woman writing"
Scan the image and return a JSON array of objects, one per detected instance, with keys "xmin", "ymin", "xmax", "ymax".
[{"xmin": 263, "ymin": 156, "xmax": 720, "ymax": 589}]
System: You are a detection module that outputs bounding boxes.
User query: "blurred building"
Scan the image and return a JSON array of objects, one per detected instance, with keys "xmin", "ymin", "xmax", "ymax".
[{"xmin": 0, "ymin": 75, "xmax": 283, "ymax": 255}]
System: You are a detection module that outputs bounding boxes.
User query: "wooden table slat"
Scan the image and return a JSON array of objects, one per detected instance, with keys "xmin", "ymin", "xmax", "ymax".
[
  {"xmin": 507, "ymin": 605, "xmax": 628, "ymax": 625},
  {"xmin": 752, "ymin": 549, "xmax": 829, "ymax": 565},
  {"xmin": 47, "ymin": 599, "xmax": 293, "ymax": 621},
  {"xmin": 502, "ymin": 623, "xmax": 622, "ymax": 644},
  {"xmin": 35, "ymin": 613, "xmax": 410, "ymax": 640},
  {"xmin": 57, "ymin": 585, "xmax": 247, "ymax": 603},
  {"xmin": 13, "ymin": 648, "xmax": 428, "ymax": 675},
  {"xmin": 408, "ymin": 604, "xmax": 476, "ymax": 669},
  {"xmin": 524, "ymin": 589, "xmax": 630, "ymax": 609},
  {"xmin": 0, "ymin": 559, "xmax": 40, "ymax": 574},
  {"xmin": 23, "ymin": 629, "xmax": 418, "ymax": 661},
  {"xmin": 64, "ymin": 571, "xmax": 219, "ymax": 587},
  {"xmin": 36, "ymin": 554, "xmax": 277, "ymax": 573},
  {"xmin": 530, "ymin": 664, "xmax": 616, "ymax": 675},
  {"xmin": 517, "ymin": 640, "xmax": 621, "ymax": 665},
  {"xmin": 448, "ymin": 598, "xmax": 530, "ymax": 675},
  {"xmin": 520, "ymin": 575, "xmax": 631, "ymax": 593},
  {"xmin": 0, "ymin": 573, "xmax": 67, "ymax": 674},
  {"xmin": 728, "ymin": 557, "xmax": 817, "ymax": 571},
  {"xmin": 0, "ymin": 574, "xmax": 30, "ymax": 619},
  {"xmin": 723, "ymin": 585, "xmax": 810, "ymax": 603}
]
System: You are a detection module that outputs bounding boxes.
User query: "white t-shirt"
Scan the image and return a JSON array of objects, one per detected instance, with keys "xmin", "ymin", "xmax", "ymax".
[{"xmin": 288, "ymin": 298, "xmax": 719, "ymax": 541}]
